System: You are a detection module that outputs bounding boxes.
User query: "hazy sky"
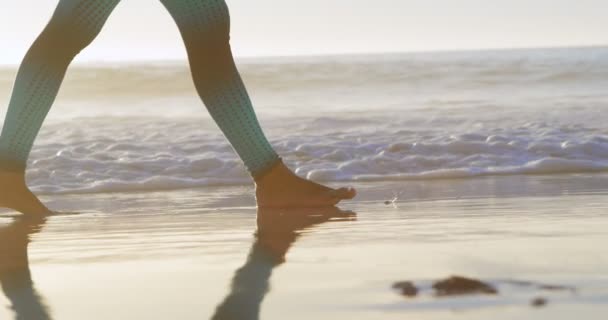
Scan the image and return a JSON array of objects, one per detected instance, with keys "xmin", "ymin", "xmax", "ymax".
[{"xmin": 1, "ymin": 0, "xmax": 607, "ymax": 64}]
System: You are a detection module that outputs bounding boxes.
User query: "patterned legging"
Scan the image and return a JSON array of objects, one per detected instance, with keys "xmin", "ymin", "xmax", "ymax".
[{"xmin": 0, "ymin": 0, "xmax": 279, "ymax": 178}]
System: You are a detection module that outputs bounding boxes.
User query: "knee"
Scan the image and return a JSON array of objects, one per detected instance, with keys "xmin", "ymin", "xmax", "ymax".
[
  {"xmin": 45, "ymin": 21, "xmax": 101, "ymax": 58},
  {"xmin": 180, "ymin": 22, "xmax": 233, "ymax": 76},
  {"xmin": 171, "ymin": 0, "xmax": 231, "ymax": 50},
  {"xmin": 32, "ymin": 13, "xmax": 106, "ymax": 61}
]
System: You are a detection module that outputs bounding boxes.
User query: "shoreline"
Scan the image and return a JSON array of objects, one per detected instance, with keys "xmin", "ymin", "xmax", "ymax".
[
  {"xmin": 0, "ymin": 45, "xmax": 607, "ymax": 68},
  {"xmin": 18, "ymin": 172, "xmax": 607, "ymax": 205}
]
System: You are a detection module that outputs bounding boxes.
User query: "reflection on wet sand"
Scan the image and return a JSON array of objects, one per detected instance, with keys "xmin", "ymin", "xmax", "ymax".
[
  {"xmin": 212, "ymin": 207, "xmax": 356, "ymax": 320},
  {"xmin": 0, "ymin": 216, "xmax": 52, "ymax": 320}
]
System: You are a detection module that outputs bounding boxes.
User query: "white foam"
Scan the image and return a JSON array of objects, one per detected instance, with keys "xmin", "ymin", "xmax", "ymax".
[{"xmin": 22, "ymin": 113, "xmax": 608, "ymax": 195}]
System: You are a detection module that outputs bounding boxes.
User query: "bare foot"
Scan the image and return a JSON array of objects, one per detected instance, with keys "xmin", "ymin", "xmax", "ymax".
[
  {"xmin": 255, "ymin": 161, "xmax": 356, "ymax": 207},
  {"xmin": 0, "ymin": 170, "xmax": 51, "ymax": 215}
]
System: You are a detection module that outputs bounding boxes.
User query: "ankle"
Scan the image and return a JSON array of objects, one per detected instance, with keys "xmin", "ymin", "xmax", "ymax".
[
  {"xmin": 0, "ymin": 156, "xmax": 26, "ymax": 175},
  {"xmin": 254, "ymin": 158, "xmax": 291, "ymax": 186},
  {"xmin": 0, "ymin": 167, "xmax": 26, "ymax": 184}
]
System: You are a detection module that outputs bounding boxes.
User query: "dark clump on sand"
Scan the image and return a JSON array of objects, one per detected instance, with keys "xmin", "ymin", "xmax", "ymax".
[
  {"xmin": 531, "ymin": 297, "xmax": 548, "ymax": 307},
  {"xmin": 432, "ymin": 276, "xmax": 498, "ymax": 296},
  {"xmin": 392, "ymin": 281, "xmax": 419, "ymax": 297},
  {"xmin": 392, "ymin": 276, "xmax": 573, "ymax": 309},
  {"xmin": 393, "ymin": 276, "xmax": 498, "ymax": 298}
]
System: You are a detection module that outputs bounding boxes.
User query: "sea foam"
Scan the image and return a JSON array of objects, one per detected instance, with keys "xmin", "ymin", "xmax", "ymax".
[{"xmin": 24, "ymin": 115, "xmax": 608, "ymax": 195}]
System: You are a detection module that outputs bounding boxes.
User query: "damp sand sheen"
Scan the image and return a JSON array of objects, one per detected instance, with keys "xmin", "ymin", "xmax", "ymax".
[
  {"xmin": 1, "ymin": 47, "xmax": 608, "ymax": 318},
  {"xmin": 1, "ymin": 175, "xmax": 608, "ymax": 319}
]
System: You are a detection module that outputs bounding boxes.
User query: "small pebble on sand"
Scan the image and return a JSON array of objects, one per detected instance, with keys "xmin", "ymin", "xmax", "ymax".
[
  {"xmin": 392, "ymin": 281, "xmax": 419, "ymax": 297},
  {"xmin": 531, "ymin": 297, "xmax": 548, "ymax": 307}
]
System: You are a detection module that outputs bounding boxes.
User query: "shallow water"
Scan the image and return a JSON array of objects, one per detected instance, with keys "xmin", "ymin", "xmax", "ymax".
[{"xmin": 1, "ymin": 174, "xmax": 607, "ymax": 319}]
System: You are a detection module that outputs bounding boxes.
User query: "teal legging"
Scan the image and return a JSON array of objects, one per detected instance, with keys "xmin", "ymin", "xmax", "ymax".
[{"xmin": 0, "ymin": 0, "xmax": 280, "ymax": 178}]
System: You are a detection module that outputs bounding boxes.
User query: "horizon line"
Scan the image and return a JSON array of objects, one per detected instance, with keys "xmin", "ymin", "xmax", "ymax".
[{"xmin": 0, "ymin": 44, "xmax": 606, "ymax": 67}]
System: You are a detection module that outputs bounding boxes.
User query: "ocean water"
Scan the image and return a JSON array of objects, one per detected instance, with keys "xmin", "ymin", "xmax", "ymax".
[{"xmin": 1, "ymin": 46, "xmax": 607, "ymax": 194}]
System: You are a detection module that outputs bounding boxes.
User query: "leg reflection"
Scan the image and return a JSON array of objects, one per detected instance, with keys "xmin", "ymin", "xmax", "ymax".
[
  {"xmin": 0, "ymin": 217, "xmax": 51, "ymax": 320},
  {"xmin": 211, "ymin": 207, "xmax": 356, "ymax": 320}
]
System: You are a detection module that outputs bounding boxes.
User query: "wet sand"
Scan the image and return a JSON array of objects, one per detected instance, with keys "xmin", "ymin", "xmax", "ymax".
[{"xmin": 1, "ymin": 174, "xmax": 608, "ymax": 319}]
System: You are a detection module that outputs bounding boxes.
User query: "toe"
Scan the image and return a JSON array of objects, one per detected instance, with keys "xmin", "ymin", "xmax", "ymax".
[
  {"xmin": 329, "ymin": 187, "xmax": 357, "ymax": 200},
  {"xmin": 15, "ymin": 203, "xmax": 51, "ymax": 216},
  {"xmin": 12, "ymin": 193, "xmax": 51, "ymax": 216}
]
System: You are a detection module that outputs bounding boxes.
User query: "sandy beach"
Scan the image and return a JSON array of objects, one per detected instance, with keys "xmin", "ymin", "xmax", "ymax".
[{"xmin": 1, "ymin": 174, "xmax": 607, "ymax": 319}]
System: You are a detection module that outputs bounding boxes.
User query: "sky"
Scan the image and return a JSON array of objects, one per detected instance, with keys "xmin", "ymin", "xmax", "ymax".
[{"xmin": 0, "ymin": 0, "xmax": 607, "ymax": 64}]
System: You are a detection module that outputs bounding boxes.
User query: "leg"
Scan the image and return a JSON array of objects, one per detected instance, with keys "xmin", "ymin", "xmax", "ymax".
[
  {"xmin": 160, "ymin": 0, "xmax": 356, "ymax": 207},
  {"xmin": 212, "ymin": 207, "xmax": 355, "ymax": 320},
  {"xmin": 0, "ymin": 217, "xmax": 51, "ymax": 320},
  {"xmin": 0, "ymin": 0, "xmax": 121, "ymax": 214}
]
